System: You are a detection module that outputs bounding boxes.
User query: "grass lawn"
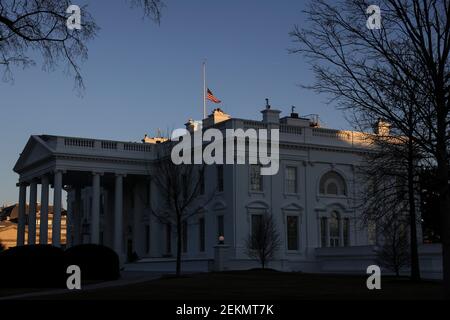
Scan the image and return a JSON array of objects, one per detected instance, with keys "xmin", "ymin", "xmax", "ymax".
[{"xmin": 20, "ymin": 269, "xmax": 444, "ymax": 300}]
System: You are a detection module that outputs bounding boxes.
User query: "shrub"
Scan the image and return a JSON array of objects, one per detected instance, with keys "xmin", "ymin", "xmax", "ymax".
[
  {"xmin": 64, "ymin": 244, "xmax": 120, "ymax": 281},
  {"xmin": 0, "ymin": 245, "xmax": 66, "ymax": 288}
]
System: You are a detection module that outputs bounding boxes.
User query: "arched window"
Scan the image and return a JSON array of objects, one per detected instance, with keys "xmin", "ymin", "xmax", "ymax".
[{"xmin": 319, "ymin": 171, "xmax": 347, "ymax": 196}]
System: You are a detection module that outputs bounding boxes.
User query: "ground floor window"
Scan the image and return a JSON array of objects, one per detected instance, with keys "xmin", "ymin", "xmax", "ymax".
[
  {"xmin": 286, "ymin": 216, "xmax": 299, "ymax": 250},
  {"xmin": 182, "ymin": 221, "xmax": 188, "ymax": 253},
  {"xmin": 250, "ymin": 214, "xmax": 263, "ymax": 249},
  {"xmin": 165, "ymin": 224, "xmax": 171, "ymax": 254},
  {"xmin": 199, "ymin": 217, "xmax": 205, "ymax": 252},
  {"xmin": 368, "ymin": 220, "xmax": 377, "ymax": 245},
  {"xmin": 320, "ymin": 212, "xmax": 350, "ymax": 247},
  {"xmin": 145, "ymin": 225, "xmax": 150, "ymax": 253}
]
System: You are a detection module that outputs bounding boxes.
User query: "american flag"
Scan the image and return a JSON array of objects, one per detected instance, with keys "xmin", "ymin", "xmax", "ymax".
[{"xmin": 207, "ymin": 88, "xmax": 221, "ymax": 104}]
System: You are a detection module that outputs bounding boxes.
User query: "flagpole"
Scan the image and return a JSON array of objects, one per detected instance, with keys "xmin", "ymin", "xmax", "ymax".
[{"xmin": 203, "ymin": 60, "xmax": 207, "ymax": 119}]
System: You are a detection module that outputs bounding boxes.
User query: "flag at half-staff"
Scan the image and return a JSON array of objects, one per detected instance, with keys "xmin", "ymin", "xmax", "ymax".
[{"xmin": 207, "ymin": 88, "xmax": 221, "ymax": 104}]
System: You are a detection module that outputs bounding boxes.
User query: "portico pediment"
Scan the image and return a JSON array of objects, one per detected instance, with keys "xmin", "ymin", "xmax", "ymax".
[{"xmin": 13, "ymin": 136, "xmax": 54, "ymax": 173}]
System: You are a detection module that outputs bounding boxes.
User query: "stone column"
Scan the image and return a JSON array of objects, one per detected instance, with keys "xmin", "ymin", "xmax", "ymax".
[
  {"xmin": 91, "ymin": 173, "xmax": 101, "ymax": 244},
  {"xmin": 114, "ymin": 174, "xmax": 124, "ymax": 257},
  {"xmin": 72, "ymin": 188, "xmax": 82, "ymax": 246},
  {"xmin": 16, "ymin": 183, "xmax": 27, "ymax": 246},
  {"xmin": 133, "ymin": 183, "xmax": 143, "ymax": 256},
  {"xmin": 39, "ymin": 175, "xmax": 49, "ymax": 244},
  {"xmin": 28, "ymin": 180, "xmax": 38, "ymax": 245},
  {"xmin": 52, "ymin": 170, "xmax": 63, "ymax": 247}
]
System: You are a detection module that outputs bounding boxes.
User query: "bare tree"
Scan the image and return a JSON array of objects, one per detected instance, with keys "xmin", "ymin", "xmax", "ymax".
[
  {"xmin": 149, "ymin": 142, "xmax": 215, "ymax": 277},
  {"xmin": 376, "ymin": 217, "xmax": 411, "ymax": 277},
  {"xmin": 245, "ymin": 213, "xmax": 281, "ymax": 269},
  {"xmin": 356, "ymin": 103, "xmax": 426, "ymax": 282},
  {"xmin": 0, "ymin": 0, "xmax": 163, "ymax": 90},
  {"xmin": 291, "ymin": 0, "xmax": 450, "ymax": 294}
]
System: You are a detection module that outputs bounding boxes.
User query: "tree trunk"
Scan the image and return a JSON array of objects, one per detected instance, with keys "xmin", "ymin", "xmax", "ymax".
[
  {"xmin": 176, "ymin": 215, "xmax": 182, "ymax": 277},
  {"xmin": 407, "ymin": 128, "xmax": 421, "ymax": 282}
]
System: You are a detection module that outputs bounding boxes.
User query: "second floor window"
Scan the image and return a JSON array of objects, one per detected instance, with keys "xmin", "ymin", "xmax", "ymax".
[
  {"xmin": 285, "ymin": 166, "xmax": 297, "ymax": 193},
  {"xmin": 250, "ymin": 165, "xmax": 263, "ymax": 192}
]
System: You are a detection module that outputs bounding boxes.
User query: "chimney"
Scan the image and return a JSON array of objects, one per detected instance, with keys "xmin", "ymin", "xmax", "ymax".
[
  {"xmin": 374, "ymin": 118, "xmax": 391, "ymax": 136},
  {"xmin": 203, "ymin": 108, "xmax": 231, "ymax": 128},
  {"xmin": 261, "ymin": 98, "xmax": 281, "ymax": 124}
]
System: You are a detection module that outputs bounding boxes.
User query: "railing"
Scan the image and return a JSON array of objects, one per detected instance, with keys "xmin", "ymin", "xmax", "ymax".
[
  {"xmin": 312, "ymin": 128, "xmax": 351, "ymax": 140},
  {"xmin": 280, "ymin": 125, "xmax": 302, "ymax": 135},
  {"xmin": 243, "ymin": 120, "xmax": 267, "ymax": 130},
  {"xmin": 64, "ymin": 138, "xmax": 94, "ymax": 148},
  {"xmin": 101, "ymin": 141, "xmax": 117, "ymax": 150},
  {"xmin": 63, "ymin": 137, "xmax": 153, "ymax": 153},
  {"xmin": 123, "ymin": 143, "xmax": 153, "ymax": 152}
]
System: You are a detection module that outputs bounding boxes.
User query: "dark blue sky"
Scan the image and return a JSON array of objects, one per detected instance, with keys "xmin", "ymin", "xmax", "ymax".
[{"xmin": 0, "ymin": 0, "xmax": 348, "ymax": 205}]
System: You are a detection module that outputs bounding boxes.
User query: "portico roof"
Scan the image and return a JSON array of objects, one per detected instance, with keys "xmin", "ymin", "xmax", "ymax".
[{"xmin": 13, "ymin": 135, "xmax": 158, "ymax": 183}]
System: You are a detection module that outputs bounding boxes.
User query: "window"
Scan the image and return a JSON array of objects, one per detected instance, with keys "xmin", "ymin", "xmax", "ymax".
[
  {"xmin": 100, "ymin": 194, "xmax": 105, "ymax": 215},
  {"xmin": 182, "ymin": 174, "xmax": 188, "ymax": 200},
  {"xmin": 182, "ymin": 221, "xmax": 188, "ymax": 253},
  {"xmin": 251, "ymin": 214, "xmax": 263, "ymax": 249},
  {"xmin": 285, "ymin": 167, "xmax": 297, "ymax": 193},
  {"xmin": 321, "ymin": 213, "xmax": 349, "ymax": 247},
  {"xmin": 320, "ymin": 217, "xmax": 328, "ymax": 247},
  {"xmin": 326, "ymin": 182, "xmax": 338, "ymax": 195},
  {"xmin": 199, "ymin": 217, "xmax": 205, "ymax": 252},
  {"xmin": 130, "ymin": 191, "xmax": 134, "ymax": 209},
  {"xmin": 200, "ymin": 171, "xmax": 205, "ymax": 195},
  {"xmin": 286, "ymin": 216, "xmax": 299, "ymax": 250},
  {"xmin": 165, "ymin": 224, "xmax": 171, "ymax": 254},
  {"xmin": 217, "ymin": 165, "xmax": 224, "ymax": 192},
  {"xmin": 343, "ymin": 218, "xmax": 350, "ymax": 246},
  {"xmin": 88, "ymin": 197, "xmax": 92, "ymax": 218},
  {"xmin": 329, "ymin": 212, "xmax": 340, "ymax": 247},
  {"xmin": 319, "ymin": 171, "xmax": 347, "ymax": 196},
  {"xmin": 250, "ymin": 165, "xmax": 263, "ymax": 191},
  {"xmin": 145, "ymin": 181, "xmax": 151, "ymax": 207},
  {"xmin": 368, "ymin": 220, "xmax": 377, "ymax": 245},
  {"xmin": 145, "ymin": 225, "xmax": 150, "ymax": 253},
  {"xmin": 217, "ymin": 215, "xmax": 224, "ymax": 240}
]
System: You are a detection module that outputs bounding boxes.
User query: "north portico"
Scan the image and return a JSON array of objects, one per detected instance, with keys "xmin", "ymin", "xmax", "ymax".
[{"xmin": 13, "ymin": 134, "xmax": 158, "ymax": 260}]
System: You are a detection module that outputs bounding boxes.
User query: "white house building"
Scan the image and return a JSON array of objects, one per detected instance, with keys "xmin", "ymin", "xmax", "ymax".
[{"xmin": 12, "ymin": 104, "xmax": 442, "ymax": 276}]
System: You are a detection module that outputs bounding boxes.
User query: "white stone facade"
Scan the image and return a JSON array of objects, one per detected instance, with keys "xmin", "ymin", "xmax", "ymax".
[{"xmin": 14, "ymin": 107, "xmax": 439, "ymax": 275}]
